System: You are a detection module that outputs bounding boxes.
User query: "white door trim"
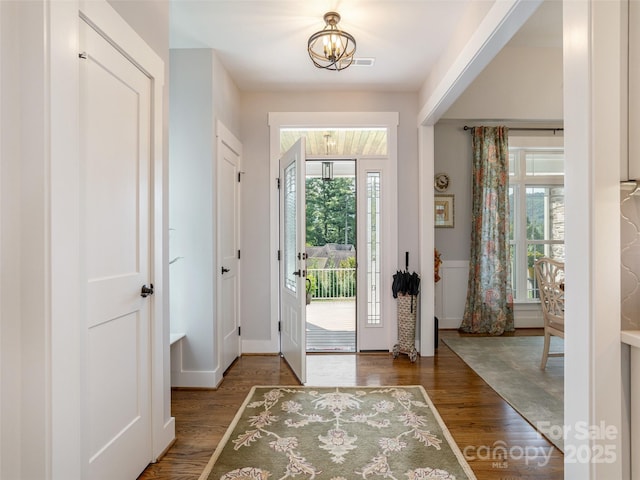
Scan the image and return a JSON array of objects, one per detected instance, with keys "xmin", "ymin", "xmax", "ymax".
[
  {"xmin": 216, "ymin": 119, "xmax": 242, "ymax": 381},
  {"xmin": 266, "ymin": 112, "xmax": 399, "ymax": 355}
]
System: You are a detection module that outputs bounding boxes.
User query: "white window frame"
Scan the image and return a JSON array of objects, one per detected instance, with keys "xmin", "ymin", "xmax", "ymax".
[{"xmin": 509, "ymin": 136, "xmax": 564, "ymax": 303}]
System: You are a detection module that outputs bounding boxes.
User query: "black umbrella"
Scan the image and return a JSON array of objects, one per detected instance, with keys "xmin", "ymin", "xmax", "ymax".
[
  {"xmin": 393, "ymin": 252, "xmax": 421, "ymax": 313},
  {"xmin": 392, "ymin": 270, "xmax": 420, "ymax": 298}
]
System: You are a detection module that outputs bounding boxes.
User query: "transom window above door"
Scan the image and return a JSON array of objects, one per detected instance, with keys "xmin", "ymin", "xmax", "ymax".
[{"xmin": 280, "ymin": 128, "xmax": 388, "ymax": 156}]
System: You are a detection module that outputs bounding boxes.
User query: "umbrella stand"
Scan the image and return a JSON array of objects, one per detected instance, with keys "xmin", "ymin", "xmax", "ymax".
[
  {"xmin": 392, "ymin": 253, "xmax": 420, "ymax": 362},
  {"xmin": 392, "ymin": 293, "xmax": 419, "ymax": 362}
]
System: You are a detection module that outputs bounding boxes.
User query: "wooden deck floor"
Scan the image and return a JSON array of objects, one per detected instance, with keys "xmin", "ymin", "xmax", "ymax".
[
  {"xmin": 139, "ymin": 329, "xmax": 563, "ymax": 480},
  {"xmin": 306, "ymin": 299, "xmax": 355, "ymax": 352}
]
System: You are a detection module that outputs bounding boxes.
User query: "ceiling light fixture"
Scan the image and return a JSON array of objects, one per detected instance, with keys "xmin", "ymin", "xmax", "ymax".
[
  {"xmin": 308, "ymin": 12, "xmax": 356, "ymax": 71},
  {"xmin": 323, "ymin": 132, "xmax": 336, "ymax": 155}
]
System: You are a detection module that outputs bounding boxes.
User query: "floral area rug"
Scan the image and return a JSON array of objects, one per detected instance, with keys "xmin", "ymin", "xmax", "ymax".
[{"xmin": 199, "ymin": 386, "xmax": 476, "ymax": 480}]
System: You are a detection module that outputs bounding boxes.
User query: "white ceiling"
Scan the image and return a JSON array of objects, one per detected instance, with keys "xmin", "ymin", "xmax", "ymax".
[{"xmin": 169, "ymin": 0, "xmax": 562, "ymax": 93}]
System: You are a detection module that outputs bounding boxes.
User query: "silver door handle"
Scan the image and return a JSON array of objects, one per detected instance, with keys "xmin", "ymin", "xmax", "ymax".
[{"xmin": 141, "ymin": 284, "xmax": 154, "ymax": 298}]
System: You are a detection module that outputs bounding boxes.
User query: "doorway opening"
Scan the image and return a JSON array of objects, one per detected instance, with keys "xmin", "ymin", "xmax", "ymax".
[
  {"xmin": 305, "ymin": 160, "xmax": 356, "ymax": 352},
  {"xmin": 273, "ymin": 116, "xmax": 398, "ymax": 369}
]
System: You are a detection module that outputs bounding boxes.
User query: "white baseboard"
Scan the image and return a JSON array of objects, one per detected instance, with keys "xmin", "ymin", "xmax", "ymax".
[
  {"xmin": 242, "ymin": 338, "xmax": 279, "ymax": 354},
  {"xmin": 513, "ymin": 303, "xmax": 544, "ymax": 328},
  {"xmin": 170, "ymin": 369, "xmax": 221, "ymax": 388}
]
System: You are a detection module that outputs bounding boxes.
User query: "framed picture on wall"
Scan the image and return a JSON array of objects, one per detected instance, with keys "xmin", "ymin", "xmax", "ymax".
[{"xmin": 435, "ymin": 194, "xmax": 454, "ymax": 228}]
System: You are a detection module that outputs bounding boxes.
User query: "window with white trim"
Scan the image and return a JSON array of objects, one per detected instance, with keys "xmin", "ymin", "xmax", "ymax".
[{"xmin": 509, "ymin": 142, "xmax": 565, "ymax": 301}]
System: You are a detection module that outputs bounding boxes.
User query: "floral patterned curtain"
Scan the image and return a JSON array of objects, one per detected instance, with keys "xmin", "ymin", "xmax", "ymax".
[{"xmin": 459, "ymin": 126, "xmax": 514, "ymax": 334}]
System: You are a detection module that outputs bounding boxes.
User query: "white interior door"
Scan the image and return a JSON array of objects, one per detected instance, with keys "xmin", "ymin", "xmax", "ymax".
[
  {"xmin": 279, "ymin": 138, "xmax": 307, "ymax": 383},
  {"xmin": 218, "ymin": 123, "xmax": 242, "ymax": 372},
  {"xmin": 80, "ymin": 19, "xmax": 152, "ymax": 480}
]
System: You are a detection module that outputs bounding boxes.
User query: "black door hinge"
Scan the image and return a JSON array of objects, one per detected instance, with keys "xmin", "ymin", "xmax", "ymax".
[
  {"xmin": 277, "ymin": 250, "xmax": 281, "ymax": 261},
  {"xmin": 238, "ymin": 326, "xmax": 241, "ymax": 336},
  {"xmin": 277, "ymin": 178, "xmax": 281, "ymax": 189},
  {"xmin": 238, "ymin": 249, "xmax": 241, "ymax": 259},
  {"xmin": 278, "ymin": 321, "xmax": 281, "ymax": 332}
]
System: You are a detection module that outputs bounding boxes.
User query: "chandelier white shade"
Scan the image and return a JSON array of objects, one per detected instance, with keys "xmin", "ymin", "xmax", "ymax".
[{"xmin": 307, "ymin": 12, "xmax": 356, "ymax": 71}]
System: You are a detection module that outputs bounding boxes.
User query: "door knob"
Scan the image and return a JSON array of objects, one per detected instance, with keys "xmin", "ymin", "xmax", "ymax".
[
  {"xmin": 141, "ymin": 284, "xmax": 154, "ymax": 298},
  {"xmin": 221, "ymin": 266, "xmax": 230, "ymax": 274}
]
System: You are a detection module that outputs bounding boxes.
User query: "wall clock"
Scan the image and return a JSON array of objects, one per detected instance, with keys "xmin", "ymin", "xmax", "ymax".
[{"xmin": 434, "ymin": 173, "xmax": 450, "ymax": 192}]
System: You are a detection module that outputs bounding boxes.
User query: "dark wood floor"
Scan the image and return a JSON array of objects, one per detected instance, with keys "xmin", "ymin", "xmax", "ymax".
[{"xmin": 139, "ymin": 330, "xmax": 563, "ymax": 480}]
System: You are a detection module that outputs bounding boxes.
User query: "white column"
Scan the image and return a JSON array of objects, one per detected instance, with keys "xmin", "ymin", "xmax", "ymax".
[
  {"xmin": 418, "ymin": 125, "xmax": 435, "ymax": 356},
  {"xmin": 563, "ymin": 0, "xmax": 624, "ymax": 478}
]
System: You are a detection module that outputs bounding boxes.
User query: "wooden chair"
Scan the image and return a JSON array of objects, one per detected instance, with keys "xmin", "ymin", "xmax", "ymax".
[{"xmin": 534, "ymin": 257, "xmax": 565, "ymax": 369}]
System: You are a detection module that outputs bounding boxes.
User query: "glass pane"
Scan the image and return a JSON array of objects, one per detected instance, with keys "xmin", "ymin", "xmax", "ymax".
[
  {"xmin": 548, "ymin": 187, "xmax": 565, "ymax": 242},
  {"xmin": 508, "ymin": 152, "xmax": 516, "ymax": 176},
  {"xmin": 367, "ymin": 172, "xmax": 381, "ymax": 326},
  {"xmin": 284, "ymin": 163, "xmax": 297, "ymax": 292},
  {"xmin": 509, "ymin": 240, "xmax": 517, "ymax": 299},
  {"xmin": 527, "ymin": 242, "xmax": 565, "ymax": 299},
  {"xmin": 527, "ymin": 243, "xmax": 545, "ymax": 299},
  {"xmin": 526, "ymin": 186, "xmax": 565, "ymax": 241},
  {"xmin": 508, "ymin": 186, "xmax": 516, "ymax": 242},
  {"xmin": 525, "ymin": 151, "xmax": 564, "ymax": 176},
  {"xmin": 525, "ymin": 186, "xmax": 565, "ymax": 299}
]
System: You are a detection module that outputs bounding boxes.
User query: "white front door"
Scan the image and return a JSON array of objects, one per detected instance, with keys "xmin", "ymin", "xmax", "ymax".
[
  {"xmin": 217, "ymin": 122, "xmax": 242, "ymax": 372},
  {"xmin": 80, "ymin": 19, "xmax": 152, "ymax": 480},
  {"xmin": 279, "ymin": 139, "xmax": 307, "ymax": 383}
]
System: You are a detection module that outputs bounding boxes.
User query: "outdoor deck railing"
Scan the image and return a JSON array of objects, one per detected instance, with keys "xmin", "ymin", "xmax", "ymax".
[{"xmin": 307, "ymin": 268, "xmax": 356, "ymax": 299}]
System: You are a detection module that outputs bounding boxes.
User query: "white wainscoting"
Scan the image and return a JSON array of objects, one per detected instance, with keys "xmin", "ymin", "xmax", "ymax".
[
  {"xmin": 435, "ymin": 261, "xmax": 469, "ymax": 329},
  {"xmin": 434, "ymin": 260, "xmax": 543, "ymax": 329}
]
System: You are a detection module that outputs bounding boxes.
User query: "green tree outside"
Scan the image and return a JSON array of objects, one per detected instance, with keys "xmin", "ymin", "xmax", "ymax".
[
  {"xmin": 305, "ymin": 177, "xmax": 357, "ymax": 299},
  {"xmin": 306, "ymin": 177, "xmax": 356, "ymax": 247}
]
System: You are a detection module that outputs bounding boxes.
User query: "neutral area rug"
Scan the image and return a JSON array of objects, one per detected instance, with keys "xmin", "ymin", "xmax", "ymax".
[
  {"xmin": 442, "ymin": 335, "xmax": 564, "ymax": 451},
  {"xmin": 199, "ymin": 386, "xmax": 476, "ymax": 480}
]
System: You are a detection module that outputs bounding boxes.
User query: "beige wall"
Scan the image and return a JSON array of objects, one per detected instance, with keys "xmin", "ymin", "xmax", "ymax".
[{"xmin": 444, "ymin": 46, "xmax": 563, "ymax": 120}]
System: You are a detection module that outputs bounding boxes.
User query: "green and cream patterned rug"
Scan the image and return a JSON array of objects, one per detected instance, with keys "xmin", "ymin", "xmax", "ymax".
[{"xmin": 199, "ymin": 386, "xmax": 476, "ymax": 480}]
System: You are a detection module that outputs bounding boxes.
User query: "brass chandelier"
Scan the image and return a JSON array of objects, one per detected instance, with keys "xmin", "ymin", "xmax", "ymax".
[{"xmin": 307, "ymin": 12, "xmax": 356, "ymax": 71}]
